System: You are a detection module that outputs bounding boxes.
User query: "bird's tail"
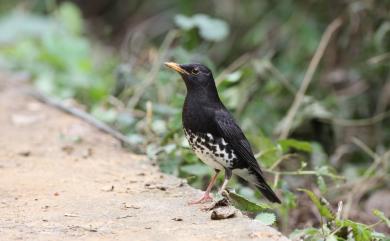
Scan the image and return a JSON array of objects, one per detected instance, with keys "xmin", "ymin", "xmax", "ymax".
[
  {"xmin": 254, "ymin": 177, "xmax": 281, "ymax": 204},
  {"xmin": 234, "ymin": 168, "xmax": 281, "ymax": 203}
]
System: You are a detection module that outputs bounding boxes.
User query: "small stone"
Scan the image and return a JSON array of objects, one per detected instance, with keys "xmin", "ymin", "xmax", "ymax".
[
  {"xmin": 82, "ymin": 148, "xmax": 93, "ymax": 158},
  {"xmin": 61, "ymin": 145, "xmax": 74, "ymax": 155},
  {"xmin": 101, "ymin": 185, "xmax": 114, "ymax": 192},
  {"xmin": 122, "ymin": 203, "xmax": 140, "ymax": 209},
  {"xmin": 18, "ymin": 150, "xmax": 31, "ymax": 157},
  {"xmin": 157, "ymin": 186, "xmax": 167, "ymax": 191},
  {"xmin": 210, "ymin": 206, "xmax": 236, "ymax": 220}
]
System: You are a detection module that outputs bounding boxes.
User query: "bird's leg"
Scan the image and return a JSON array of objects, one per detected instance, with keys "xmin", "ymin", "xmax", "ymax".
[
  {"xmin": 201, "ymin": 169, "xmax": 232, "ymax": 211},
  {"xmin": 218, "ymin": 168, "xmax": 232, "ymax": 195},
  {"xmin": 188, "ymin": 169, "xmax": 220, "ymax": 204}
]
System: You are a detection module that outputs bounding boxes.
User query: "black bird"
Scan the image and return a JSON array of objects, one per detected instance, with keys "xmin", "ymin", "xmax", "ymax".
[{"xmin": 165, "ymin": 62, "xmax": 281, "ymax": 204}]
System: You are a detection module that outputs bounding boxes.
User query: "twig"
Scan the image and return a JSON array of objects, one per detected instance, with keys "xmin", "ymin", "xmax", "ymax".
[
  {"xmin": 128, "ymin": 30, "xmax": 177, "ymax": 109},
  {"xmin": 343, "ymin": 176, "xmax": 383, "ymax": 219},
  {"xmin": 269, "ymin": 153, "xmax": 301, "ymax": 171},
  {"xmin": 264, "ymin": 169, "xmax": 345, "ymax": 180},
  {"xmin": 367, "ymin": 52, "xmax": 390, "ymax": 65},
  {"xmin": 29, "ymin": 90, "xmax": 139, "ymax": 151},
  {"xmin": 329, "ymin": 110, "xmax": 390, "ymax": 126},
  {"xmin": 352, "ymin": 137, "xmax": 379, "ymax": 159},
  {"xmin": 352, "ymin": 138, "xmax": 389, "ymax": 178},
  {"xmin": 342, "ymin": 147, "xmax": 389, "ymax": 219},
  {"xmin": 278, "ymin": 18, "xmax": 342, "ymax": 139},
  {"xmin": 366, "ymin": 220, "xmax": 384, "ymax": 229},
  {"xmin": 266, "ymin": 61, "xmax": 297, "ymax": 95},
  {"xmin": 351, "ymin": 137, "xmax": 378, "ymax": 160}
]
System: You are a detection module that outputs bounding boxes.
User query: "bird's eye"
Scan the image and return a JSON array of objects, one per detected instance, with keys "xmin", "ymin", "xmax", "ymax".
[{"xmin": 191, "ymin": 68, "xmax": 199, "ymax": 75}]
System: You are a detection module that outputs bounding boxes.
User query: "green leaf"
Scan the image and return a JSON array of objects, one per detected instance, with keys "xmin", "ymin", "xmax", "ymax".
[
  {"xmin": 194, "ymin": 14, "xmax": 229, "ymax": 41},
  {"xmin": 224, "ymin": 71, "xmax": 242, "ymax": 83},
  {"xmin": 325, "ymin": 234, "xmax": 338, "ymax": 241},
  {"xmin": 278, "ymin": 139, "xmax": 312, "ymax": 153},
  {"xmin": 255, "ymin": 212, "xmax": 276, "ymax": 226},
  {"xmin": 317, "ymin": 175, "xmax": 327, "ymax": 194},
  {"xmin": 289, "ymin": 228, "xmax": 320, "ymax": 240},
  {"xmin": 298, "ymin": 188, "xmax": 334, "ymax": 220},
  {"xmin": 371, "ymin": 231, "xmax": 387, "ymax": 240},
  {"xmin": 56, "ymin": 2, "xmax": 83, "ymax": 34},
  {"xmin": 91, "ymin": 106, "xmax": 117, "ymax": 123},
  {"xmin": 373, "ymin": 209, "xmax": 390, "ymax": 228},
  {"xmin": 0, "ymin": 11, "xmax": 57, "ymax": 44},
  {"xmin": 152, "ymin": 119, "xmax": 167, "ymax": 135},
  {"xmin": 227, "ymin": 191, "xmax": 271, "ymax": 212},
  {"xmin": 174, "ymin": 14, "xmax": 196, "ymax": 30},
  {"xmin": 336, "ymin": 220, "xmax": 373, "ymax": 241},
  {"xmin": 221, "ymin": 87, "xmax": 240, "ymax": 109},
  {"xmin": 254, "ymin": 137, "xmax": 283, "ymax": 167},
  {"xmin": 174, "ymin": 14, "xmax": 229, "ymax": 41}
]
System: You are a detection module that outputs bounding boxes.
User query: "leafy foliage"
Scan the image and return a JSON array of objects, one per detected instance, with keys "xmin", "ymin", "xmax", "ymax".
[
  {"xmin": 293, "ymin": 190, "xmax": 389, "ymax": 241},
  {"xmin": 298, "ymin": 188, "xmax": 334, "ymax": 220},
  {"xmin": 174, "ymin": 14, "xmax": 229, "ymax": 42},
  {"xmin": 256, "ymin": 212, "xmax": 276, "ymax": 226},
  {"xmin": 373, "ymin": 210, "xmax": 390, "ymax": 229},
  {"xmin": 0, "ymin": 3, "xmax": 116, "ymax": 105}
]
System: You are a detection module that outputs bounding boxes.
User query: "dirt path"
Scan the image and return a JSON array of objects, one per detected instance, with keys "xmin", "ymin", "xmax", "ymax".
[{"xmin": 0, "ymin": 73, "xmax": 289, "ymax": 241}]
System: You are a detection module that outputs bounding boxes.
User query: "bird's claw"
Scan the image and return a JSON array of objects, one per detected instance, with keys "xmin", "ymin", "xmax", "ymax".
[{"xmin": 188, "ymin": 193, "xmax": 213, "ymax": 205}]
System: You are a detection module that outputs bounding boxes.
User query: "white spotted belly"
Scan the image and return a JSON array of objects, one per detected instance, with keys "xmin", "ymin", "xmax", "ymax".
[
  {"xmin": 184, "ymin": 129, "xmax": 237, "ymax": 170},
  {"xmin": 193, "ymin": 148, "xmax": 225, "ymax": 170}
]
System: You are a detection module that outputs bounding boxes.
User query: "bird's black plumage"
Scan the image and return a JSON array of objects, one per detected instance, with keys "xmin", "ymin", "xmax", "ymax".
[{"xmin": 165, "ymin": 62, "xmax": 281, "ymax": 203}]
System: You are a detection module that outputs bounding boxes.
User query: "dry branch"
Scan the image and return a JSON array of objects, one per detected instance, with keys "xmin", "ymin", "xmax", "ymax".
[
  {"xmin": 29, "ymin": 90, "xmax": 141, "ymax": 153},
  {"xmin": 278, "ymin": 18, "xmax": 342, "ymax": 139}
]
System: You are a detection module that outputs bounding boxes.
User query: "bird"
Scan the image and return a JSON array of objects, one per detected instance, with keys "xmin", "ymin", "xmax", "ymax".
[{"xmin": 165, "ymin": 62, "xmax": 281, "ymax": 204}]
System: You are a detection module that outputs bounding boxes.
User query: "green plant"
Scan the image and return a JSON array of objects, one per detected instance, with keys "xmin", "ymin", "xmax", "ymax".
[{"xmin": 290, "ymin": 189, "xmax": 389, "ymax": 241}]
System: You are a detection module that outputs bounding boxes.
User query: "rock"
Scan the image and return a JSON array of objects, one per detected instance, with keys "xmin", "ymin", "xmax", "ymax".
[{"xmin": 211, "ymin": 206, "xmax": 236, "ymax": 220}]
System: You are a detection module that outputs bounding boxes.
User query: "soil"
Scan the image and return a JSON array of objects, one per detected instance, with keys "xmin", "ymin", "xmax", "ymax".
[{"xmin": 0, "ymin": 73, "xmax": 289, "ymax": 241}]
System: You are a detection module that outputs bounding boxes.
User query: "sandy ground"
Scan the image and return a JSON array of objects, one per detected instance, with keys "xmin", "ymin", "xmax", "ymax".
[{"xmin": 0, "ymin": 74, "xmax": 289, "ymax": 241}]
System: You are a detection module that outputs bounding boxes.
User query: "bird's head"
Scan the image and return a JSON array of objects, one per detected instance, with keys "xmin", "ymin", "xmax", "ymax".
[{"xmin": 164, "ymin": 62, "xmax": 218, "ymax": 95}]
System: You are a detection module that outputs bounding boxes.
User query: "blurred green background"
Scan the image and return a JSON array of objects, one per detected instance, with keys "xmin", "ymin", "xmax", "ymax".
[{"xmin": 0, "ymin": 0, "xmax": 389, "ymax": 239}]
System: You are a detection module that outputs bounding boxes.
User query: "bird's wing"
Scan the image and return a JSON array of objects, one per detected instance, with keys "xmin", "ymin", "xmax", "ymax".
[
  {"xmin": 214, "ymin": 108, "xmax": 282, "ymax": 204},
  {"xmin": 214, "ymin": 109, "xmax": 263, "ymax": 174}
]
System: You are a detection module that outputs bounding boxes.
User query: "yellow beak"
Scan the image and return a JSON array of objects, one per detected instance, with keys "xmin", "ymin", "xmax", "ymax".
[{"xmin": 164, "ymin": 62, "xmax": 189, "ymax": 75}]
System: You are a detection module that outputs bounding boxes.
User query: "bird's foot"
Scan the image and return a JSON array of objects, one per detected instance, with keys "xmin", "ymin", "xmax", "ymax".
[
  {"xmin": 188, "ymin": 193, "xmax": 213, "ymax": 205},
  {"xmin": 201, "ymin": 196, "xmax": 230, "ymax": 211}
]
